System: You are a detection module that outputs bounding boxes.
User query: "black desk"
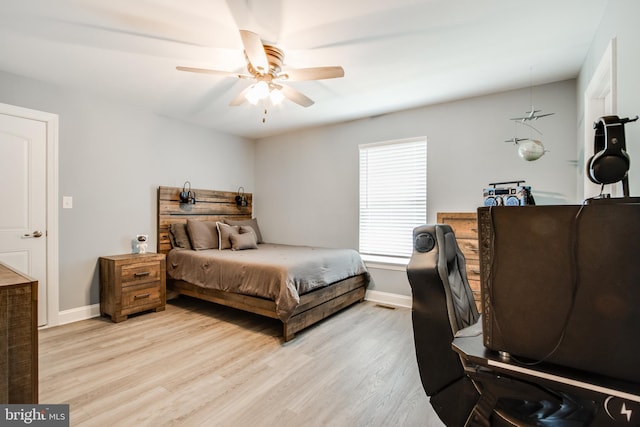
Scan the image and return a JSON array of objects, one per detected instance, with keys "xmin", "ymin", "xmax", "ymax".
[{"xmin": 452, "ymin": 334, "xmax": 640, "ymax": 426}]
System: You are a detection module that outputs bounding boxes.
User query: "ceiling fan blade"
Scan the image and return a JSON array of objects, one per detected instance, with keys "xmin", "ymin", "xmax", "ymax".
[
  {"xmin": 277, "ymin": 84, "xmax": 315, "ymax": 107},
  {"xmin": 280, "ymin": 66, "xmax": 345, "ymax": 81},
  {"xmin": 176, "ymin": 66, "xmax": 250, "ymax": 79},
  {"xmin": 239, "ymin": 30, "xmax": 269, "ymax": 74}
]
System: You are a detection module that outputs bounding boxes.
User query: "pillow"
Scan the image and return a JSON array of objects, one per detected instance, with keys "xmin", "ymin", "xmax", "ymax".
[
  {"xmin": 230, "ymin": 231, "xmax": 258, "ymax": 250},
  {"xmin": 169, "ymin": 223, "xmax": 192, "ymax": 250},
  {"xmin": 216, "ymin": 222, "xmax": 240, "ymax": 250},
  {"xmin": 168, "ymin": 225, "xmax": 178, "ymax": 248},
  {"xmin": 238, "ymin": 225, "xmax": 257, "ymax": 241},
  {"xmin": 186, "ymin": 220, "xmax": 219, "ymax": 250},
  {"xmin": 224, "ymin": 218, "xmax": 264, "ymax": 243}
]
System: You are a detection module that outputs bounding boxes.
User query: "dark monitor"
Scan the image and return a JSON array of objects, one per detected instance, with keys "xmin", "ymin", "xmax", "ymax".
[{"xmin": 477, "ymin": 201, "xmax": 640, "ymax": 383}]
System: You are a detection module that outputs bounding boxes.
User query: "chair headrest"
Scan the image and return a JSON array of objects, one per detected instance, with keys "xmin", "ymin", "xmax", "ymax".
[{"xmin": 444, "ymin": 231, "xmax": 458, "ymax": 264}]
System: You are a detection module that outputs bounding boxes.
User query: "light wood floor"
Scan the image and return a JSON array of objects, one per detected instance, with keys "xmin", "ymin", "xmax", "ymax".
[{"xmin": 39, "ymin": 298, "xmax": 444, "ymax": 427}]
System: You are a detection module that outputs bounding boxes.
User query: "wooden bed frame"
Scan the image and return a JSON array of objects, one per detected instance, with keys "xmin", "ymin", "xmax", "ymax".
[{"xmin": 157, "ymin": 186, "xmax": 369, "ymax": 341}]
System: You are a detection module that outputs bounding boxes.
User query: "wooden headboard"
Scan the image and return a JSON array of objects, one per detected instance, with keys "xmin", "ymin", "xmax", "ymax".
[{"xmin": 157, "ymin": 186, "xmax": 252, "ymax": 254}]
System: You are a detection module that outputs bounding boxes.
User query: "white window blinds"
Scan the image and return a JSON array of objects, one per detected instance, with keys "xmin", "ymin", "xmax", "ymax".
[{"xmin": 359, "ymin": 137, "xmax": 427, "ymax": 258}]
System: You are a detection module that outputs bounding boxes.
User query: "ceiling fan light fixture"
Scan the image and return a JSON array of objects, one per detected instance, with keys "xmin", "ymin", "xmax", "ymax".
[
  {"xmin": 245, "ymin": 81, "xmax": 270, "ymax": 105},
  {"xmin": 269, "ymin": 88, "xmax": 285, "ymax": 105}
]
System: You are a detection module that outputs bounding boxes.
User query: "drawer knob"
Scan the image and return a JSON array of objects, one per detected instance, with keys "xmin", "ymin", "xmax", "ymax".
[
  {"xmin": 134, "ymin": 293, "xmax": 151, "ymax": 300},
  {"xmin": 134, "ymin": 272, "xmax": 151, "ymax": 278}
]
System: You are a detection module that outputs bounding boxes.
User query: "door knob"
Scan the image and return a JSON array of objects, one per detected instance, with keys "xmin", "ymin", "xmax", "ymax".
[{"xmin": 23, "ymin": 231, "xmax": 43, "ymax": 238}]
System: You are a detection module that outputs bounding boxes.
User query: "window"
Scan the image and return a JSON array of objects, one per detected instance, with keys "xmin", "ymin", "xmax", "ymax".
[{"xmin": 359, "ymin": 137, "xmax": 427, "ymax": 259}]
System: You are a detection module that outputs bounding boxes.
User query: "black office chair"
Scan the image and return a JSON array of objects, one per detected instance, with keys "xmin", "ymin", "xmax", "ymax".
[
  {"xmin": 407, "ymin": 224, "xmax": 595, "ymax": 427},
  {"xmin": 406, "ymin": 224, "xmax": 480, "ymax": 426}
]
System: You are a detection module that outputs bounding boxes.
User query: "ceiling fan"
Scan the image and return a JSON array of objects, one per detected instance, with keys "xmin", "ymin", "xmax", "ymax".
[{"xmin": 177, "ymin": 30, "xmax": 344, "ymax": 108}]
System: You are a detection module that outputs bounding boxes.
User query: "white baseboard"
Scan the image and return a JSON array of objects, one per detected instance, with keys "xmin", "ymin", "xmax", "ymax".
[
  {"xmin": 47, "ymin": 292, "xmax": 410, "ymax": 328},
  {"xmin": 365, "ymin": 290, "xmax": 412, "ymax": 309},
  {"xmin": 55, "ymin": 303, "xmax": 101, "ymax": 326}
]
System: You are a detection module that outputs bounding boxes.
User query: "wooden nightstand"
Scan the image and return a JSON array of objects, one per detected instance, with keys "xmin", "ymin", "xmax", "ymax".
[{"xmin": 99, "ymin": 253, "xmax": 166, "ymax": 322}]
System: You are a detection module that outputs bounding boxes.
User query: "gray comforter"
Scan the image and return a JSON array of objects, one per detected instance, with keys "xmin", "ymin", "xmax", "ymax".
[{"xmin": 166, "ymin": 244, "xmax": 369, "ymax": 321}]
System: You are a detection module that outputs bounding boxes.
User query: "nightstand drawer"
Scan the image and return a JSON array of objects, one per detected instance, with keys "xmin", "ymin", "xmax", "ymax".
[
  {"xmin": 122, "ymin": 283, "xmax": 161, "ymax": 312},
  {"xmin": 121, "ymin": 262, "xmax": 161, "ymax": 286}
]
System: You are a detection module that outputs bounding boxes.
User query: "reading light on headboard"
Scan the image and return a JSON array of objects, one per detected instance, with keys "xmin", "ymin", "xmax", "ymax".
[
  {"xmin": 179, "ymin": 181, "xmax": 196, "ymax": 204},
  {"xmin": 236, "ymin": 187, "xmax": 248, "ymax": 207}
]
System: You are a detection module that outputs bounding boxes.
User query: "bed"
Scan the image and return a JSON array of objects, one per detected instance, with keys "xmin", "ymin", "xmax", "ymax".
[{"xmin": 157, "ymin": 186, "xmax": 370, "ymax": 341}]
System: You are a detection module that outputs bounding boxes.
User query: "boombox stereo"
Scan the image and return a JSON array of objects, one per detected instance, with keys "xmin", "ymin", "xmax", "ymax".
[{"xmin": 483, "ymin": 180, "xmax": 535, "ymax": 206}]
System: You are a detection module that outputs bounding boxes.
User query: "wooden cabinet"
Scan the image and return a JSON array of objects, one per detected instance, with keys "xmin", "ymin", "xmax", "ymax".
[
  {"xmin": 100, "ymin": 253, "xmax": 166, "ymax": 322},
  {"xmin": 0, "ymin": 262, "xmax": 38, "ymax": 403},
  {"xmin": 436, "ymin": 212, "xmax": 481, "ymax": 312}
]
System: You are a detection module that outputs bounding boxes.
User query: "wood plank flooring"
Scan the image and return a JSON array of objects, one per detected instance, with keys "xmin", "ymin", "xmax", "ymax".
[{"xmin": 38, "ymin": 298, "xmax": 444, "ymax": 427}]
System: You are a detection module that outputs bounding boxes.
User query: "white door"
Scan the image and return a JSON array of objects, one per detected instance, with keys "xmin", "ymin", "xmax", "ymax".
[{"xmin": 0, "ymin": 113, "xmax": 48, "ymax": 326}]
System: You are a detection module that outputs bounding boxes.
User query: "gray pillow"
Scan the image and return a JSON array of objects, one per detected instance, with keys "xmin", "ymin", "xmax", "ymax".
[
  {"xmin": 239, "ymin": 225, "xmax": 257, "ymax": 242},
  {"xmin": 169, "ymin": 223, "xmax": 192, "ymax": 250},
  {"xmin": 224, "ymin": 218, "xmax": 263, "ymax": 243},
  {"xmin": 230, "ymin": 231, "xmax": 258, "ymax": 250},
  {"xmin": 186, "ymin": 220, "xmax": 219, "ymax": 250},
  {"xmin": 216, "ymin": 222, "xmax": 240, "ymax": 250}
]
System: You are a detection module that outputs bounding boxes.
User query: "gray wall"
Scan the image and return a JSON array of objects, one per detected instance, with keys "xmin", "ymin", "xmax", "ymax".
[
  {"xmin": 578, "ymin": 0, "xmax": 640, "ymax": 197},
  {"xmin": 255, "ymin": 80, "xmax": 578, "ymax": 297},
  {"xmin": 0, "ymin": 71, "xmax": 255, "ymax": 311}
]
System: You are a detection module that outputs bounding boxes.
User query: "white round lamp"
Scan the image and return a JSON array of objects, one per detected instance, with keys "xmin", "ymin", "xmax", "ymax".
[{"xmin": 518, "ymin": 139, "xmax": 546, "ymax": 161}]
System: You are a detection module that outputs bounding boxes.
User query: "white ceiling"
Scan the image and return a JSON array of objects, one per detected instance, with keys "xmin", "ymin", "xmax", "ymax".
[{"xmin": 0, "ymin": 0, "xmax": 608, "ymax": 139}]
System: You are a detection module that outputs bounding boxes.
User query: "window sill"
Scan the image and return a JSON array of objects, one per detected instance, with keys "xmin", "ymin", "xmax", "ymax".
[{"xmin": 361, "ymin": 254, "xmax": 409, "ymax": 271}]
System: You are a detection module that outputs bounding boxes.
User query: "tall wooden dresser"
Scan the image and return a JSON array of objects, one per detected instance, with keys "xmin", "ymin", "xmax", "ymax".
[
  {"xmin": 0, "ymin": 262, "xmax": 38, "ymax": 403},
  {"xmin": 436, "ymin": 212, "xmax": 481, "ymax": 312}
]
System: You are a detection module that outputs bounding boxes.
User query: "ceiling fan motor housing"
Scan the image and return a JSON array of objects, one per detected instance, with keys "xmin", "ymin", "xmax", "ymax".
[{"xmin": 246, "ymin": 45, "xmax": 284, "ymax": 77}]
